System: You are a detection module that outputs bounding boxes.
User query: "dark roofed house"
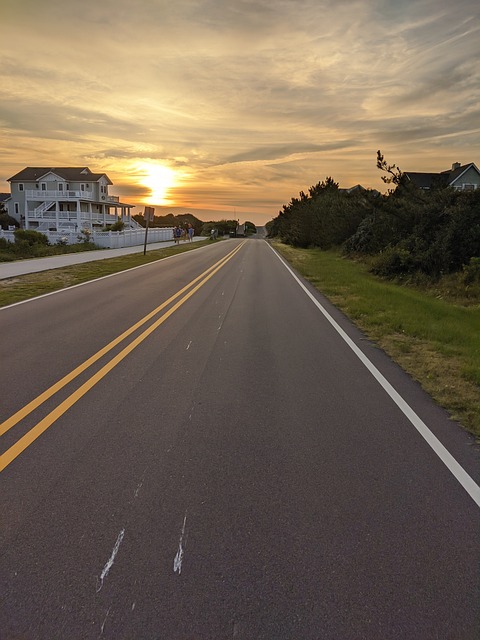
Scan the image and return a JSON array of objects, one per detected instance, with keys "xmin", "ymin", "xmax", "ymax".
[
  {"xmin": 6, "ymin": 167, "xmax": 135, "ymax": 232},
  {"xmin": 405, "ymin": 162, "xmax": 480, "ymax": 191}
]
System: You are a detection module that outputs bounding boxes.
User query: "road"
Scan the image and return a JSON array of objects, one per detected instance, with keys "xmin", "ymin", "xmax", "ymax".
[{"xmin": 1, "ymin": 238, "xmax": 479, "ymax": 639}]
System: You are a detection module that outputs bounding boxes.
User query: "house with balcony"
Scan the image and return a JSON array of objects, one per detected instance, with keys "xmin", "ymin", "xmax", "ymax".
[
  {"xmin": 404, "ymin": 162, "xmax": 480, "ymax": 191},
  {"xmin": 6, "ymin": 167, "xmax": 135, "ymax": 232}
]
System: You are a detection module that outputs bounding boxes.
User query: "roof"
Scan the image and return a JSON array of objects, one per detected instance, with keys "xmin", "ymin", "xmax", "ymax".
[
  {"xmin": 441, "ymin": 163, "xmax": 479, "ymax": 184},
  {"xmin": 339, "ymin": 184, "xmax": 380, "ymax": 196},
  {"xmin": 8, "ymin": 167, "xmax": 113, "ymax": 185},
  {"xmin": 0, "ymin": 193, "xmax": 11, "ymax": 202},
  {"xmin": 405, "ymin": 163, "xmax": 479, "ymax": 189},
  {"xmin": 404, "ymin": 172, "xmax": 448, "ymax": 189}
]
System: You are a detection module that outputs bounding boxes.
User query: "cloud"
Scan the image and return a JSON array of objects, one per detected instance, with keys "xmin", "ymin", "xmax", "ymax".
[{"xmin": 1, "ymin": 0, "xmax": 479, "ymax": 223}]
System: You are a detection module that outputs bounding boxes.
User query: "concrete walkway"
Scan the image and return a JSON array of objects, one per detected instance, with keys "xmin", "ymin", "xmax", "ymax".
[{"xmin": 0, "ymin": 236, "xmax": 206, "ymax": 280}]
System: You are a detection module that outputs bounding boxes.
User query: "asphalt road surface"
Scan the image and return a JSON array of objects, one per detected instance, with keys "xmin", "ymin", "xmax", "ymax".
[{"xmin": 1, "ymin": 238, "xmax": 479, "ymax": 639}]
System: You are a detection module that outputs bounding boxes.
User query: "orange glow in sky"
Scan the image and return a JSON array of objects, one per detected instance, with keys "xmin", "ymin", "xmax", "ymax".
[
  {"xmin": 137, "ymin": 162, "xmax": 177, "ymax": 206},
  {"xmin": 0, "ymin": 1, "xmax": 479, "ymax": 226}
]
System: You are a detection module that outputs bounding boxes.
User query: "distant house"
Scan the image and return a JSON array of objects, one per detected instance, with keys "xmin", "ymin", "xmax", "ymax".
[
  {"xmin": 339, "ymin": 184, "xmax": 380, "ymax": 196},
  {"xmin": 404, "ymin": 162, "xmax": 480, "ymax": 191},
  {"xmin": 6, "ymin": 167, "xmax": 135, "ymax": 232}
]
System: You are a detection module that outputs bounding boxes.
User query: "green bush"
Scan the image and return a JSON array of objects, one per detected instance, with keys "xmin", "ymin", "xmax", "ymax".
[
  {"xmin": 0, "ymin": 212, "xmax": 19, "ymax": 230},
  {"xmin": 14, "ymin": 229, "xmax": 50, "ymax": 246},
  {"xmin": 369, "ymin": 247, "xmax": 416, "ymax": 278},
  {"xmin": 462, "ymin": 257, "xmax": 480, "ymax": 285},
  {"xmin": 102, "ymin": 220, "xmax": 125, "ymax": 232}
]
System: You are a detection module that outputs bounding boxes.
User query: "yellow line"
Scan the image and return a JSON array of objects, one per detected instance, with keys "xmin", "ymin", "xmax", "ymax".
[
  {"xmin": 0, "ymin": 241, "xmax": 245, "ymax": 472},
  {"xmin": 0, "ymin": 241, "xmax": 245, "ymax": 440}
]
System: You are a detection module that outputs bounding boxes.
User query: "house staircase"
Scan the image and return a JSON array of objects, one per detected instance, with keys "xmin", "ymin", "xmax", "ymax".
[{"xmin": 34, "ymin": 201, "xmax": 55, "ymax": 216}]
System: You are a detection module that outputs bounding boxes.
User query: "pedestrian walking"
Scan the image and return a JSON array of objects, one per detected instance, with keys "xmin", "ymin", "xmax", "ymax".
[{"xmin": 173, "ymin": 225, "xmax": 182, "ymax": 245}]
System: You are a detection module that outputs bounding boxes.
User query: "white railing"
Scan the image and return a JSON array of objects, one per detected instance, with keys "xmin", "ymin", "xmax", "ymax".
[
  {"xmin": 0, "ymin": 227, "xmax": 175, "ymax": 248},
  {"xmin": 26, "ymin": 190, "xmax": 94, "ymax": 200},
  {"xmin": 27, "ymin": 210, "xmax": 119, "ymax": 223},
  {"xmin": 34, "ymin": 201, "xmax": 55, "ymax": 214},
  {"xmin": 25, "ymin": 190, "xmax": 120, "ymax": 201}
]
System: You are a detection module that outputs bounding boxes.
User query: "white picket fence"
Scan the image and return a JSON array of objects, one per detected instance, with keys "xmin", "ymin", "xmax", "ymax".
[{"xmin": 0, "ymin": 227, "xmax": 175, "ymax": 249}]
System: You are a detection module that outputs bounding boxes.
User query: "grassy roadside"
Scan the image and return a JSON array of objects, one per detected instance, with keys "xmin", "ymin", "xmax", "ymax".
[
  {"xmin": 273, "ymin": 241, "xmax": 480, "ymax": 439},
  {"xmin": 0, "ymin": 239, "xmax": 212, "ymax": 307}
]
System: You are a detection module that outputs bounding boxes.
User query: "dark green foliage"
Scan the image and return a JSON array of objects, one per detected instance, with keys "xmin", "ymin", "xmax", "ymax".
[
  {"xmin": 0, "ymin": 229, "xmax": 51, "ymax": 258},
  {"xmin": 0, "ymin": 229, "xmax": 100, "ymax": 261},
  {"xmin": 133, "ymin": 212, "xmax": 204, "ymax": 236},
  {"xmin": 103, "ymin": 219, "xmax": 125, "ymax": 231},
  {"xmin": 269, "ymin": 177, "xmax": 374, "ymax": 249},
  {"xmin": 201, "ymin": 219, "xmax": 238, "ymax": 236},
  {"xmin": 14, "ymin": 229, "xmax": 50, "ymax": 246},
  {"xmin": 376, "ymin": 149, "xmax": 405, "ymax": 188},
  {"xmin": 462, "ymin": 257, "xmax": 480, "ymax": 285},
  {"xmin": 270, "ymin": 153, "xmax": 480, "ymax": 280},
  {"xmin": 346, "ymin": 188, "xmax": 480, "ymax": 278},
  {"xmin": 0, "ymin": 212, "xmax": 19, "ymax": 230}
]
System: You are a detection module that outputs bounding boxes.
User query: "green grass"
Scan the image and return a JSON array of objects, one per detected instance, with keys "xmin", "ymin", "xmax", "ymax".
[
  {"xmin": 273, "ymin": 242, "xmax": 480, "ymax": 439},
  {"xmin": 0, "ymin": 239, "xmax": 212, "ymax": 307},
  {"xmin": 3, "ymin": 237, "xmax": 479, "ymax": 437}
]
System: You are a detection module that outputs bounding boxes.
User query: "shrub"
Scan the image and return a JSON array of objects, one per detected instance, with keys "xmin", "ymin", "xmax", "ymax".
[
  {"xmin": 14, "ymin": 229, "xmax": 50, "ymax": 246},
  {"xmin": 77, "ymin": 229, "xmax": 92, "ymax": 243},
  {"xmin": 0, "ymin": 213, "xmax": 19, "ymax": 230},
  {"xmin": 462, "ymin": 257, "xmax": 480, "ymax": 285},
  {"xmin": 369, "ymin": 247, "xmax": 416, "ymax": 278},
  {"xmin": 102, "ymin": 220, "xmax": 125, "ymax": 232}
]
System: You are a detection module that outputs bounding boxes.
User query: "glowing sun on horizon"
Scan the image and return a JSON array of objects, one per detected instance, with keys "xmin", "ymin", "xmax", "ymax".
[{"xmin": 139, "ymin": 162, "xmax": 176, "ymax": 205}]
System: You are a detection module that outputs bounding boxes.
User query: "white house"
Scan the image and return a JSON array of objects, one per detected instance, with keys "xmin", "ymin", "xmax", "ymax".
[
  {"xmin": 6, "ymin": 167, "xmax": 135, "ymax": 232},
  {"xmin": 404, "ymin": 162, "xmax": 480, "ymax": 191}
]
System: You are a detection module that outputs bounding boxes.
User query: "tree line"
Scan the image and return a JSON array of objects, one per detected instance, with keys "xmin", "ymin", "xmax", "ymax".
[
  {"xmin": 267, "ymin": 152, "xmax": 480, "ymax": 281},
  {"xmin": 132, "ymin": 213, "xmax": 239, "ymax": 237}
]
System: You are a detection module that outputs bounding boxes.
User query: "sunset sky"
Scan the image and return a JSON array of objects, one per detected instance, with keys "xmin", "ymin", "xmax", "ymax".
[{"xmin": 1, "ymin": 0, "xmax": 479, "ymax": 226}]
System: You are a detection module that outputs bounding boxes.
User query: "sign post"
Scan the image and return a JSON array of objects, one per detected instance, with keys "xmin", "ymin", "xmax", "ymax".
[{"xmin": 143, "ymin": 206, "xmax": 155, "ymax": 255}]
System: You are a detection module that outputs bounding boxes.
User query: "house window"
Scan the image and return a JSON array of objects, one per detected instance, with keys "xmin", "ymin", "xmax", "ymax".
[
  {"xmin": 41, "ymin": 183, "xmax": 47, "ymax": 191},
  {"xmin": 58, "ymin": 183, "xmax": 64, "ymax": 191},
  {"xmin": 15, "ymin": 203, "xmax": 19, "ymax": 214},
  {"xmin": 81, "ymin": 184, "xmax": 85, "ymax": 191},
  {"xmin": 19, "ymin": 183, "xmax": 24, "ymax": 191},
  {"xmin": 463, "ymin": 184, "xmax": 475, "ymax": 190},
  {"xmin": 66, "ymin": 184, "xmax": 69, "ymax": 190}
]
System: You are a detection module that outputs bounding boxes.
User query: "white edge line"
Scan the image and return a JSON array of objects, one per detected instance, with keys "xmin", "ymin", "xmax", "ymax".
[
  {"xmin": 0, "ymin": 241, "xmax": 214, "ymax": 311},
  {"xmin": 266, "ymin": 241, "xmax": 480, "ymax": 509}
]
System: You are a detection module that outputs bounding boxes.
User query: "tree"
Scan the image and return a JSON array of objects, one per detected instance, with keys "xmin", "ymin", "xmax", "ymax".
[
  {"xmin": 376, "ymin": 150, "xmax": 405, "ymax": 188},
  {"xmin": 0, "ymin": 212, "xmax": 19, "ymax": 230}
]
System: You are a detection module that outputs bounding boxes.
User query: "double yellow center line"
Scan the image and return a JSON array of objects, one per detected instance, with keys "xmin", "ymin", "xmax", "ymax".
[{"xmin": 0, "ymin": 241, "xmax": 246, "ymax": 473}]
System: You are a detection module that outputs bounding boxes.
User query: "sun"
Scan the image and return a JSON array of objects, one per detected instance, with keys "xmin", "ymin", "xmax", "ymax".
[{"xmin": 139, "ymin": 162, "xmax": 176, "ymax": 205}]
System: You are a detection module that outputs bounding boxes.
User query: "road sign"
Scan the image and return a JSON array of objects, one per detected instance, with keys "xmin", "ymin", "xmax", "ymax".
[{"xmin": 144, "ymin": 206, "xmax": 155, "ymax": 223}]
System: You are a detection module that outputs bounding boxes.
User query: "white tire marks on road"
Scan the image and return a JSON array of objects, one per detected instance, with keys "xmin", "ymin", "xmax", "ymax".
[
  {"xmin": 96, "ymin": 528, "xmax": 125, "ymax": 593},
  {"xmin": 174, "ymin": 512, "xmax": 188, "ymax": 575}
]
